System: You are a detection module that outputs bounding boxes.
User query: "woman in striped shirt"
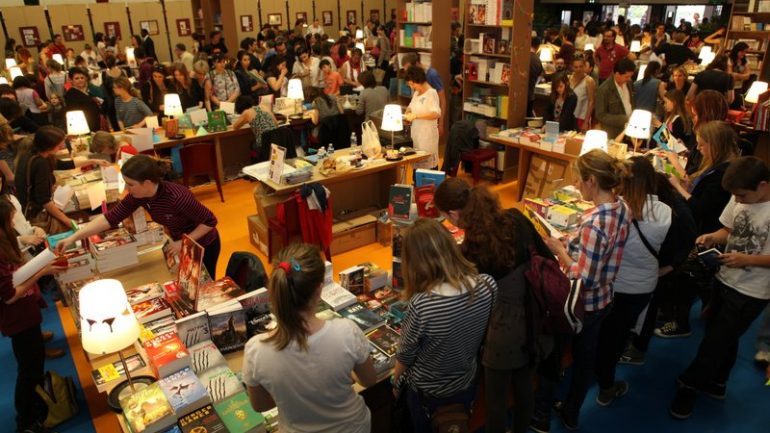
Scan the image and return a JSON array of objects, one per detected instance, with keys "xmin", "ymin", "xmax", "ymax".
[
  {"xmin": 393, "ymin": 218, "xmax": 497, "ymax": 432},
  {"xmin": 56, "ymin": 155, "xmax": 221, "ymax": 277},
  {"xmin": 532, "ymin": 149, "xmax": 630, "ymax": 431}
]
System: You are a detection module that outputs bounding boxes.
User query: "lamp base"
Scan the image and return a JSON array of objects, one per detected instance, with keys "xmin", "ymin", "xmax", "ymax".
[{"xmin": 107, "ymin": 375, "xmax": 156, "ymax": 413}]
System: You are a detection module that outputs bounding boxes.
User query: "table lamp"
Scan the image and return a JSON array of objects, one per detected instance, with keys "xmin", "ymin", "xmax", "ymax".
[
  {"xmin": 286, "ymin": 78, "xmax": 304, "ymax": 119},
  {"xmin": 637, "ymin": 63, "xmax": 648, "ymax": 82},
  {"xmin": 79, "ymin": 279, "xmax": 153, "ymax": 409},
  {"xmin": 539, "ymin": 47, "xmax": 553, "ymax": 63},
  {"xmin": 625, "ymin": 109, "xmax": 652, "ymax": 153},
  {"xmin": 52, "ymin": 53, "xmax": 64, "ymax": 65},
  {"xmin": 0, "ymin": 77, "xmax": 7, "ymax": 85},
  {"xmin": 163, "ymin": 93, "xmax": 185, "ymax": 139},
  {"xmin": 699, "ymin": 51, "xmax": 715, "ymax": 67},
  {"xmin": 581, "ymin": 130, "xmax": 608, "ymax": 155},
  {"xmin": 5, "ymin": 58, "xmax": 16, "ymax": 69},
  {"xmin": 66, "ymin": 110, "xmax": 90, "ymax": 154},
  {"xmin": 355, "ymin": 29, "xmax": 364, "ymax": 40},
  {"xmin": 9, "ymin": 66, "xmax": 22, "ymax": 80},
  {"xmin": 381, "ymin": 104, "xmax": 403, "ymax": 150},
  {"xmin": 126, "ymin": 47, "xmax": 137, "ymax": 68},
  {"xmin": 583, "ymin": 43, "xmax": 595, "ymax": 52},
  {"xmin": 745, "ymin": 81, "xmax": 768, "ymax": 104},
  {"xmin": 629, "ymin": 40, "xmax": 641, "ymax": 53},
  {"xmin": 698, "ymin": 46, "xmax": 712, "ymax": 60},
  {"xmin": 355, "ymin": 42, "xmax": 365, "ymax": 52}
]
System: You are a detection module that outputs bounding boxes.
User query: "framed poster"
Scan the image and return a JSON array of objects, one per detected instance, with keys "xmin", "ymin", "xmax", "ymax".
[
  {"xmin": 240, "ymin": 15, "xmax": 254, "ymax": 32},
  {"xmin": 139, "ymin": 20, "xmax": 159, "ymax": 36},
  {"xmin": 296, "ymin": 12, "xmax": 308, "ymax": 24},
  {"xmin": 19, "ymin": 26, "xmax": 40, "ymax": 48},
  {"xmin": 62, "ymin": 25, "xmax": 85, "ymax": 42},
  {"xmin": 104, "ymin": 22, "xmax": 121, "ymax": 40},
  {"xmin": 176, "ymin": 19, "xmax": 191, "ymax": 37},
  {"xmin": 346, "ymin": 10, "xmax": 357, "ymax": 25},
  {"xmin": 391, "ymin": 9, "xmax": 396, "ymax": 20},
  {"xmin": 268, "ymin": 13, "xmax": 282, "ymax": 26},
  {"xmin": 370, "ymin": 10, "xmax": 380, "ymax": 23},
  {"xmin": 322, "ymin": 11, "xmax": 333, "ymax": 26}
]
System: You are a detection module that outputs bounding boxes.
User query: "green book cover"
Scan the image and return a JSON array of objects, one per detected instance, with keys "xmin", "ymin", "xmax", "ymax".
[
  {"xmin": 214, "ymin": 392, "xmax": 266, "ymax": 433},
  {"xmin": 207, "ymin": 110, "xmax": 228, "ymax": 132}
]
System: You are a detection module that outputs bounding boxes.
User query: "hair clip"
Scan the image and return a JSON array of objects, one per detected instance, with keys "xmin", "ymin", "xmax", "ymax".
[
  {"xmin": 277, "ymin": 261, "xmax": 291, "ymax": 273},
  {"xmin": 290, "ymin": 258, "xmax": 301, "ymax": 272}
]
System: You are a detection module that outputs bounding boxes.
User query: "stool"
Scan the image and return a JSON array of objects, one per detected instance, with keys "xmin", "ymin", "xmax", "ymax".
[{"xmin": 460, "ymin": 148, "xmax": 498, "ymax": 185}]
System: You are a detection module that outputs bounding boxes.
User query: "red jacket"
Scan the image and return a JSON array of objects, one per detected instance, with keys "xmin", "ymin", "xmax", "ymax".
[{"xmin": 0, "ymin": 261, "xmax": 44, "ymax": 337}]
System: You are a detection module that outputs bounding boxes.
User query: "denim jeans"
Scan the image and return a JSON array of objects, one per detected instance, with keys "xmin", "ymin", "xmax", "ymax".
[
  {"xmin": 596, "ymin": 292, "xmax": 652, "ymax": 389},
  {"xmin": 405, "ymin": 384, "xmax": 477, "ymax": 433}
]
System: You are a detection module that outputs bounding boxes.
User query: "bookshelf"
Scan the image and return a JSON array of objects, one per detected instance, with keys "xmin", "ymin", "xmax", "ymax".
[
  {"xmin": 725, "ymin": 0, "xmax": 770, "ymax": 79},
  {"xmin": 461, "ymin": 0, "xmax": 535, "ymax": 178}
]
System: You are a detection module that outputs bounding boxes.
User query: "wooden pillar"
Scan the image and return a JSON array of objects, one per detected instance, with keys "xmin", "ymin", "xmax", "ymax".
[{"xmin": 508, "ymin": 0, "xmax": 534, "ymax": 127}]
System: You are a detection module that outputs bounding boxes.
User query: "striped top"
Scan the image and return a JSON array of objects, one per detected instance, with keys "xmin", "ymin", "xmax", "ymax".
[
  {"xmin": 104, "ymin": 181, "xmax": 218, "ymax": 247},
  {"xmin": 115, "ymin": 96, "xmax": 153, "ymax": 128},
  {"xmin": 566, "ymin": 199, "xmax": 630, "ymax": 312},
  {"xmin": 396, "ymin": 274, "xmax": 497, "ymax": 398}
]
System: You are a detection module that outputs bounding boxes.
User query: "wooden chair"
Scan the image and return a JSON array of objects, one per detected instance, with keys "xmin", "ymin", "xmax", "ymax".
[
  {"xmin": 460, "ymin": 148, "xmax": 499, "ymax": 185},
  {"xmin": 179, "ymin": 142, "xmax": 224, "ymax": 202}
]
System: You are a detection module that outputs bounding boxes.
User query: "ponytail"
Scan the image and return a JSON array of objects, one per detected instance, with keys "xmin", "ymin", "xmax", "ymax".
[
  {"xmin": 575, "ymin": 149, "xmax": 627, "ymax": 192},
  {"xmin": 265, "ymin": 243, "xmax": 325, "ymax": 351}
]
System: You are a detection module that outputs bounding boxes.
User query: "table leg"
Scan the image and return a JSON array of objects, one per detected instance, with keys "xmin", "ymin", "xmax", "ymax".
[
  {"xmin": 517, "ymin": 148, "xmax": 531, "ymax": 201},
  {"xmin": 214, "ymin": 136, "xmax": 224, "ymax": 185}
]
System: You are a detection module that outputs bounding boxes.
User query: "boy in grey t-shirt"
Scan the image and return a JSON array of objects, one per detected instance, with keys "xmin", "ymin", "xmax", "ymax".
[{"xmin": 670, "ymin": 156, "xmax": 770, "ymax": 420}]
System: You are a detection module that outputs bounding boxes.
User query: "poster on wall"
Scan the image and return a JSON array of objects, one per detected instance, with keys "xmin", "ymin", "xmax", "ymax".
[
  {"xmin": 346, "ymin": 10, "xmax": 357, "ymax": 25},
  {"xmin": 322, "ymin": 11, "xmax": 333, "ymax": 26},
  {"xmin": 140, "ymin": 20, "xmax": 159, "ymax": 36},
  {"xmin": 370, "ymin": 10, "xmax": 380, "ymax": 23},
  {"xmin": 104, "ymin": 22, "xmax": 122, "ymax": 40},
  {"xmin": 176, "ymin": 19, "xmax": 192, "ymax": 37},
  {"xmin": 62, "ymin": 25, "xmax": 85, "ymax": 42},
  {"xmin": 241, "ymin": 15, "xmax": 254, "ymax": 32},
  {"xmin": 19, "ymin": 27, "xmax": 40, "ymax": 48},
  {"xmin": 296, "ymin": 12, "xmax": 308, "ymax": 25},
  {"xmin": 268, "ymin": 13, "xmax": 283, "ymax": 26}
]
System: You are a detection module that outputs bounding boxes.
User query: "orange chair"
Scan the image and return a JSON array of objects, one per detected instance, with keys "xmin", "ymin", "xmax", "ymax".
[
  {"xmin": 460, "ymin": 148, "xmax": 499, "ymax": 185},
  {"xmin": 179, "ymin": 142, "xmax": 224, "ymax": 202}
]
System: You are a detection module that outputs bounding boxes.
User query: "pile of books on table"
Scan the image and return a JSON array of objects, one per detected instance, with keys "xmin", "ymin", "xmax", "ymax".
[{"xmin": 87, "ymin": 228, "xmax": 139, "ymax": 273}]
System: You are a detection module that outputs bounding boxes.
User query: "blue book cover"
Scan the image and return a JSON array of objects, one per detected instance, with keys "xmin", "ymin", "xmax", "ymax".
[
  {"xmin": 340, "ymin": 303, "xmax": 386, "ymax": 333},
  {"xmin": 414, "ymin": 169, "xmax": 446, "ymax": 187},
  {"xmin": 158, "ymin": 366, "xmax": 211, "ymax": 415}
]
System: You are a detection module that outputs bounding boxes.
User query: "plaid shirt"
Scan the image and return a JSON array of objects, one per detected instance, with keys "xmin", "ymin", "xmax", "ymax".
[{"xmin": 567, "ymin": 199, "xmax": 630, "ymax": 312}]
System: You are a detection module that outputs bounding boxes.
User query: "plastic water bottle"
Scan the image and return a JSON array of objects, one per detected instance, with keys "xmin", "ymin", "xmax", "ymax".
[
  {"xmin": 350, "ymin": 132, "xmax": 357, "ymax": 150},
  {"xmin": 328, "ymin": 142, "xmax": 335, "ymax": 154}
]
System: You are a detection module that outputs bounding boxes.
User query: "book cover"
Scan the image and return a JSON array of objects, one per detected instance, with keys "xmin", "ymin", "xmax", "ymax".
[
  {"xmin": 391, "ymin": 223, "xmax": 407, "ymax": 258},
  {"xmin": 415, "ymin": 184, "xmax": 439, "ymax": 218},
  {"xmin": 178, "ymin": 235, "xmax": 205, "ymax": 308},
  {"xmin": 367, "ymin": 325, "xmax": 401, "ymax": 357},
  {"xmin": 208, "ymin": 300, "xmax": 248, "ymax": 354},
  {"xmin": 320, "ymin": 282, "xmax": 357, "ymax": 311},
  {"xmin": 316, "ymin": 308, "xmax": 342, "ymax": 321},
  {"xmin": 388, "ymin": 184, "xmax": 413, "ymax": 221},
  {"xmin": 340, "ymin": 303, "xmax": 386, "ymax": 334},
  {"xmin": 482, "ymin": 34, "xmax": 496, "ymax": 54},
  {"xmin": 91, "ymin": 353, "xmax": 145, "ymax": 387},
  {"xmin": 120, "ymin": 382, "xmax": 176, "ymax": 433},
  {"xmin": 469, "ymin": 1, "xmax": 487, "ymax": 25},
  {"xmin": 501, "ymin": 0, "xmax": 514, "ymax": 26},
  {"xmin": 143, "ymin": 315, "xmax": 177, "ymax": 339},
  {"xmin": 339, "ymin": 266, "xmax": 365, "ymax": 295},
  {"xmin": 163, "ymin": 280, "xmax": 196, "ymax": 319},
  {"xmin": 143, "ymin": 332, "xmax": 191, "ymax": 378},
  {"xmin": 214, "ymin": 392, "xmax": 267, "ymax": 433},
  {"xmin": 162, "ymin": 239, "xmax": 180, "ymax": 272},
  {"xmin": 392, "ymin": 258, "xmax": 404, "ymax": 290},
  {"xmin": 178, "ymin": 404, "xmax": 229, "ymax": 433},
  {"xmin": 370, "ymin": 287, "xmax": 400, "ymax": 304},
  {"xmin": 175, "ymin": 311, "xmax": 211, "ymax": 348},
  {"xmin": 188, "ymin": 340, "xmax": 227, "ymax": 374},
  {"xmin": 387, "ymin": 300, "xmax": 409, "ymax": 324},
  {"xmin": 414, "ymin": 168, "xmax": 446, "ymax": 187},
  {"xmin": 196, "ymin": 277, "xmax": 247, "ymax": 312},
  {"xmin": 132, "ymin": 296, "xmax": 173, "ymax": 324},
  {"xmin": 198, "ymin": 365, "xmax": 244, "ymax": 403},
  {"xmin": 369, "ymin": 342, "xmax": 394, "ymax": 375},
  {"xmin": 236, "ymin": 288, "xmax": 276, "ymax": 338},
  {"xmin": 126, "ymin": 283, "xmax": 165, "ymax": 305},
  {"xmin": 158, "ymin": 367, "xmax": 211, "ymax": 415},
  {"xmin": 441, "ymin": 219, "xmax": 465, "ymax": 244}
]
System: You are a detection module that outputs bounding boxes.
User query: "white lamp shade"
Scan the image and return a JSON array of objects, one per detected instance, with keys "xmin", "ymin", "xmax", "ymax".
[
  {"xmin": 355, "ymin": 42, "xmax": 365, "ymax": 52},
  {"xmin": 355, "ymin": 29, "xmax": 364, "ymax": 39},
  {"xmin": 625, "ymin": 110, "xmax": 653, "ymax": 139},
  {"xmin": 584, "ymin": 43, "xmax": 595, "ymax": 52},
  {"xmin": 66, "ymin": 110, "xmax": 91, "ymax": 135},
  {"xmin": 700, "ymin": 52, "xmax": 715, "ymax": 67},
  {"xmin": 287, "ymin": 78, "xmax": 304, "ymax": 100},
  {"xmin": 328, "ymin": 38, "xmax": 335, "ymax": 43},
  {"xmin": 745, "ymin": 81, "xmax": 768, "ymax": 104},
  {"xmin": 698, "ymin": 45, "xmax": 712, "ymax": 60},
  {"xmin": 0, "ymin": 77, "xmax": 7, "ymax": 85},
  {"xmin": 637, "ymin": 64, "xmax": 648, "ymax": 81},
  {"xmin": 163, "ymin": 93, "xmax": 184, "ymax": 117},
  {"xmin": 381, "ymin": 104, "xmax": 403, "ymax": 132},
  {"xmin": 9, "ymin": 66, "xmax": 22, "ymax": 79},
  {"xmin": 581, "ymin": 130, "xmax": 608, "ymax": 155},
  {"xmin": 539, "ymin": 47, "xmax": 553, "ymax": 62},
  {"xmin": 52, "ymin": 53, "xmax": 64, "ymax": 65},
  {"xmin": 5, "ymin": 58, "xmax": 17, "ymax": 69},
  {"xmin": 79, "ymin": 279, "xmax": 140, "ymax": 355},
  {"xmin": 125, "ymin": 47, "xmax": 136, "ymax": 66},
  {"xmin": 630, "ymin": 40, "xmax": 641, "ymax": 53}
]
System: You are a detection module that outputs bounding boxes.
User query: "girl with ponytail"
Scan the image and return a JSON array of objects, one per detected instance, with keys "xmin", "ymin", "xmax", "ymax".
[
  {"xmin": 242, "ymin": 243, "xmax": 377, "ymax": 433},
  {"xmin": 113, "ymin": 75, "xmax": 153, "ymax": 130}
]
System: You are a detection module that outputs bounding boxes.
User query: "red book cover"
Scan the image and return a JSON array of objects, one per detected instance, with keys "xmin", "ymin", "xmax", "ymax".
[
  {"xmin": 415, "ymin": 184, "xmax": 439, "ymax": 218},
  {"xmin": 131, "ymin": 296, "xmax": 172, "ymax": 324},
  {"xmin": 143, "ymin": 332, "xmax": 191, "ymax": 378},
  {"xmin": 441, "ymin": 219, "xmax": 465, "ymax": 244}
]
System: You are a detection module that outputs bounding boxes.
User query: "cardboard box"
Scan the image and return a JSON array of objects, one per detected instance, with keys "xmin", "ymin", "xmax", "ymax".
[
  {"xmin": 331, "ymin": 215, "xmax": 377, "ymax": 255},
  {"xmin": 523, "ymin": 155, "xmax": 570, "ymax": 200},
  {"xmin": 247, "ymin": 214, "xmax": 268, "ymax": 255},
  {"xmin": 252, "ymin": 184, "xmax": 285, "ymax": 227}
]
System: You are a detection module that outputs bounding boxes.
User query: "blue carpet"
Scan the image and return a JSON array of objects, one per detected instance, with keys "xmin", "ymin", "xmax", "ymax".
[{"xmin": 0, "ymin": 289, "xmax": 96, "ymax": 433}]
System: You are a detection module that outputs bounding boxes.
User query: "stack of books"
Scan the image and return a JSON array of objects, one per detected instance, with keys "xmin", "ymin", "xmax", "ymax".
[
  {"xmin": 88, "ymin": 229, "xmax": 138, "ymax": 273},
  {"xmin": 56, "ymin": 247, "xmax": 93, "ymax": 284}
]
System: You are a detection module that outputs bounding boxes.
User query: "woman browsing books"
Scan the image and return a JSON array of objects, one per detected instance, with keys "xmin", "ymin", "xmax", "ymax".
[
  {"xmin": 241, "ymin": 243, "xmax": 378, "ymax": 433},
  {"xmin": 55, "ymin": 155, "xmax": 221, "ymax": 277}
]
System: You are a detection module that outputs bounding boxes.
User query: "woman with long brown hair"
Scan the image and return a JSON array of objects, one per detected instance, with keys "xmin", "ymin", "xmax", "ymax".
[
  {"xmin": 393, "ymin": 218, "xmax": 497, "ymax": 432},
  {"xmin": 241, "ymin": 243, "xmax": 377, "ymax": 433},
  {"xmin": 171, "ymin": 62, "xmax": 203, "ymax": 110}
]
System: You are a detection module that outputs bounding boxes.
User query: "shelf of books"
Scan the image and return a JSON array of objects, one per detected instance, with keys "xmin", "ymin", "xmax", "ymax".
[
  {"xmin": 726, "ymin": 0, "xmax": 770, "ymax": 78},
  {"xmin": 462, "ymin": 0, "xmax": 534, "ymax": 180}
]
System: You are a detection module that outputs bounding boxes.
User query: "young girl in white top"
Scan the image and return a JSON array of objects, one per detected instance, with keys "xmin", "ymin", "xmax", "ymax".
[
  {"xmin": 404, "ymin": 66, "xmax": 441, "ymax": 170},
  {"xmin": 570, "ymin": 55, "xmax": 596, "ymax": 132},
  {"xmin": 13, "ymin": 76, "xmax": 47, "ymax": 126},
  {"xmin": 242, "ymin": 243, "xmax": 377, "ymax": 433}
]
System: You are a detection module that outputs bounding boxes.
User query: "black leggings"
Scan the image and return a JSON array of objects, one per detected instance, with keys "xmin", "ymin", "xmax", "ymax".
[
  {"xmin": 202, "ymin": 233, "xmax": 222, "ymax": 279},
  {"xmin": 485, "ymin": 366, "xmax": 535, "ymax": 433},
  {"xmin": 12, "ymin": 324, "xmax": 45, "ymax": 431}
]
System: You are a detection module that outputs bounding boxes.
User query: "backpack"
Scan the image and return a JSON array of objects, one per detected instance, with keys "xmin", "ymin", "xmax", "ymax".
[
  {"xmin": 35, "ymin": 370, "xmax": 79, "ymax": 428},
  {"xmin": 524, "ymin": 245, "xmax": 584, "ymax": 334}
]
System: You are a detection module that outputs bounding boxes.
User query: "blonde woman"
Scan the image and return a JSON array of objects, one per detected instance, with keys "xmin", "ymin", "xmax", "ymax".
[
  {"xmin": 393, "ymin": 218, "xmax": 497, "ymax": 432},
  {"xmin": 113, "ymin": 76, "xmax": 152, "ymax": 130}
]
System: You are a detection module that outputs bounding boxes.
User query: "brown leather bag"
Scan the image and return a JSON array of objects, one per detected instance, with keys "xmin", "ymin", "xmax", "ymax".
[
  {"xmin": 431, "ymin": 403, "xmax": 470, "ymax": 433},
  {"xmin": 23, "ymin": 154, "xmax": 69, "ymax": 235}
]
